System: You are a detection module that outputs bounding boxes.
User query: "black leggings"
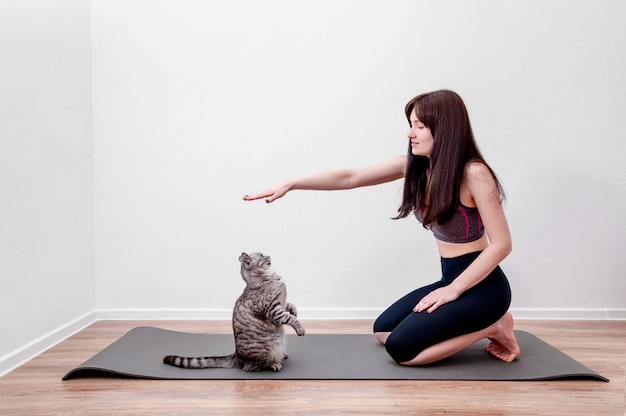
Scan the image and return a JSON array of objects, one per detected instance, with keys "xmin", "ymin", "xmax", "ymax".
[{"xmin": 373, "ymin": 251, "xmax": 511, "ymax": 363}]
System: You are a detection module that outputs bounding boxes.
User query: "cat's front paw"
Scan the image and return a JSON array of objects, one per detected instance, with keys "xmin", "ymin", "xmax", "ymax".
[
  {"xmin": 270, "ymin": 362, "xmax": 283, "ymax": 371},
  {"xmin": 286, "ymin": 303, "xmax": 298, "ymax": 317},
  {"xmin": 294, "ymin": 324, "xmax": 305, "ymax": 336}
]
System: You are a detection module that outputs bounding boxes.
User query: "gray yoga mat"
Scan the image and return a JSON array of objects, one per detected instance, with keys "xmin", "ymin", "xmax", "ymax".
[{"xmin": 62, "ymin": 327, "xmax": 608, "ymax": 381}]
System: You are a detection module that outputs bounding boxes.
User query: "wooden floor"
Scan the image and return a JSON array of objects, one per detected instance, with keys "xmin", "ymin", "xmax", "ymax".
[{"xmin": 0, "ymin": 319, "xmax": 624, "ymax": 415}]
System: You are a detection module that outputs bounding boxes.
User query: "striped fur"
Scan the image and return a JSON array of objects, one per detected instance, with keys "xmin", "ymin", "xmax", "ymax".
[
  {"xmin": 163, "ymin": 252, "xmax": 305, "ymax": 372},
  {"xmin": 162, "ymin": 354, "xmax": 237, "ymax": 369}
]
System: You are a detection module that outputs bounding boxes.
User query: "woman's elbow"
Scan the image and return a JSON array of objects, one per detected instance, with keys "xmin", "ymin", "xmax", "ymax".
[
  {"xmin": 500, "ymin": 239, "xmax": 513, "ymax": 257},
  {"xmin": 490, "ymin": 236, "xmax": 512, "ymax": 258}
]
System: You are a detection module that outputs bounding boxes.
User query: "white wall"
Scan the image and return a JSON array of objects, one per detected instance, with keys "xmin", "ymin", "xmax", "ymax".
[
  {"xmin": 92, "ymin": 0, "xmax": 626, "ymax": 319},
  {"xmin": 0, "ymin": 0, "xmax": 94, "ymax": 371}
]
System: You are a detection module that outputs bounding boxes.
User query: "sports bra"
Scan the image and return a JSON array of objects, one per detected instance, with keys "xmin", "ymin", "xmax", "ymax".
[{"xmin": 414, "ymin": 204, "xmax": 485, "ymax": 243}]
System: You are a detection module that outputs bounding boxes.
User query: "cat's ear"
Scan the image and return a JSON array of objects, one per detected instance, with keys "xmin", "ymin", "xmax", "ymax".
[{"xmin": 239, "ymin": 252, "xmax": 251, "ymax": 265}]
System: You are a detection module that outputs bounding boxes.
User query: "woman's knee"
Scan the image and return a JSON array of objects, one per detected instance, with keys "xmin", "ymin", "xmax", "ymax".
[
  {"xmin": 372, "ymin": 314, "xmax": 395, "ymax": 335},
  {"xmin": 384, "ymin": 331, "xmax": 421, "ymax": 363}
]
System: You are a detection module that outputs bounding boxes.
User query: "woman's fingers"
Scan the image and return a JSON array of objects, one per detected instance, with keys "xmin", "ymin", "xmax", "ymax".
[
  {"xmin": 414, "ymin": 297, "xmax": 433, "ymax": 313},
  {"xmin": 243, "ymin": 190, "xmax": 274, "ymax": 202},
  {"xmin": 414, "ymin": 288, "xmax": 458, "ymax": 313},
  {"xmin": 244, "ymin": 182, "xmax": 291, "ymax": 203},
  {"xmin": 414, "ymin": 298, "xmax": 440, "ymax": 313}
]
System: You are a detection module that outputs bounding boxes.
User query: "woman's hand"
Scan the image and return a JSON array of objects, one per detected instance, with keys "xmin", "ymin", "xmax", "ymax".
[
  {"xmin": 243, "ymin": 183, "xmax": 291, "ymax": 203},
  {"xmin": 414, "ymin": 287, "xmax": 460, "ymax": 314}
]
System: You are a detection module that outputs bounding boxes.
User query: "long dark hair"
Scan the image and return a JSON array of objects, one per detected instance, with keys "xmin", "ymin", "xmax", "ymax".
[{"xmin": 394, "ymin": 90, "xmax": 504, "ymax": 226}]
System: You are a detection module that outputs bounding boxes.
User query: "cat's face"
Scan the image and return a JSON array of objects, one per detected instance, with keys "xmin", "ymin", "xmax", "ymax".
[{"xmin": 239, "ymin": 252, "xmax": 272, "ymax": 271}]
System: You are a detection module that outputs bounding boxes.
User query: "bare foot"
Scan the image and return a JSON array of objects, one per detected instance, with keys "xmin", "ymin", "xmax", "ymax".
[{"xmin": 485, "ymin": 312, "xmax": 520, "ymax": 362}]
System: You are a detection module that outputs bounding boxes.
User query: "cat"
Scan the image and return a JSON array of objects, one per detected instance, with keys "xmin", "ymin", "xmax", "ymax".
[{"xmin": 163, "ymin": 252, "xmax": 305, "ymax": 372}]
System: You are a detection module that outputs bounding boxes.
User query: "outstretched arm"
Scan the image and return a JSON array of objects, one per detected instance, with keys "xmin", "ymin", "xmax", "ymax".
[{"xmin": 243, "ymin": 156, "xmax": 406, "ymax": 203}]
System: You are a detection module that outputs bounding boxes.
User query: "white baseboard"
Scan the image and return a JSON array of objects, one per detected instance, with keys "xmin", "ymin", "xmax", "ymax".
[
  {"xmin": 0, "ymin": 311, "xmax": 97, "ymax": 378},
  {"xmin": 96, "ymin": 308, "xmax": 234, "ymax": 320},
  {"xmin": 606, "ymin": 309, "xmax": 626, "ymax": 320},
  {"xmin": 511, "ymin": 308, "xmax": 626, "ymax": 320},
  {"xmin": 97, "ymin": 307, "xmax": 626, "ymax": 321},
  {"xmin": 96, "ymin": 308, "xmax": 385, "ymax": 320}
]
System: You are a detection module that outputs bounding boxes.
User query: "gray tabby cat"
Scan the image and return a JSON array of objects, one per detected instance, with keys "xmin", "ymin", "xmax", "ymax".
[{"xmin": 163, "ymin": 252, "xmax": 305, "ymax": 372}]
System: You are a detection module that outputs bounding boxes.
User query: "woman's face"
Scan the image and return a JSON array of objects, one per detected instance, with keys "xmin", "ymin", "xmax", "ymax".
[{"xmin": 407, "ymin": 109, "xmax": 434, "ymax": 158}]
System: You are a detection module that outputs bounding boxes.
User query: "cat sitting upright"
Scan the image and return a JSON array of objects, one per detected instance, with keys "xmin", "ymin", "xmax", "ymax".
[{"xmin": 163, "ymin": 252, "xmax": 305, "ymax": 372}]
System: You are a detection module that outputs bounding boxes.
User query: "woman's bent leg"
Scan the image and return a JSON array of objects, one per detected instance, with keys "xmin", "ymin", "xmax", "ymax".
[
  {"xmin": 373, "ymin": 281, "xmax": 443, "ymax": 345},
  {"xmin": 383, "ymin": 261, "xmax": 513, "ymax": 364},
  {"xmin": 399, "ymin": 312, "xmax": 520, "ymax": 365}
]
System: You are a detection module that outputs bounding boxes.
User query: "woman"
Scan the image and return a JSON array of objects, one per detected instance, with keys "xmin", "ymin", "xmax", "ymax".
[{"xmin": 243, "ymin": 90, "xmax": 520, "ymax": 365}]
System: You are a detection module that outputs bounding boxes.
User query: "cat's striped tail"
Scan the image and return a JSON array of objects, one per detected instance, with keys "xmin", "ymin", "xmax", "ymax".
[{"xmin": 163, "ymin": 354, "xmax": 237, "ymax": 369}]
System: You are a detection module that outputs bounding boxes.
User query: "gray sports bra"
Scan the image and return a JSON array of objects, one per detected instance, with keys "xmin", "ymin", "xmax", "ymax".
[{"xmin": 414, "ymin": 204, "xmax": 485, "ymax": 243}]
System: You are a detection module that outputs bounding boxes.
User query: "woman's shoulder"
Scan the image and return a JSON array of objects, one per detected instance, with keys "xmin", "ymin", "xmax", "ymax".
[
  {"xmin": 462, "ymin": 161, "xmax": 499, "ymax": 196},
  {"xmin": 464, "ymin": 160, "xmax": 493, "ymax": 181}
]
